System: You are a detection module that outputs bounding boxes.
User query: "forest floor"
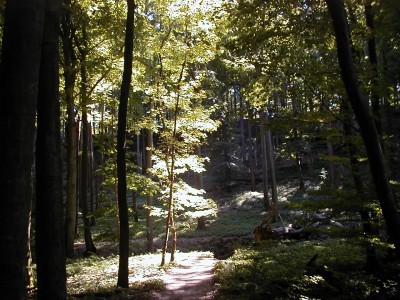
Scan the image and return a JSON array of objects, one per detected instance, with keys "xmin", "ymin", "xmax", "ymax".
[
  {"xmin": 149, "ymin": 252, "xmax": 217, "ymax": 300},
  {"xmin": 64, "ymin": 171, "xmax": 400, "ymax": 299}
]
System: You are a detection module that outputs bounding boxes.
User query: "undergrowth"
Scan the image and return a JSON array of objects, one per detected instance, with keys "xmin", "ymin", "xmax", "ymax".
[
  {"xmin": 66, "ymin": 253, "xmax": 166, "ymax": 299},
  {"xmin": 214, "ymin": 238, "xmax": 400, "ymax": 299}
]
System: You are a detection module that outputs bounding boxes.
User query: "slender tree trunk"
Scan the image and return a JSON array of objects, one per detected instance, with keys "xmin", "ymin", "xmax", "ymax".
[
  {"xmin": 260, "ymin": 112, "xmax": 270, "ymax": 210},
  {"xmin": 247, "ymin": 109, "xmax": 257, "ymax": 190},
  {"xmin": 80, "ymin": 54, "xmax": 96, "ymax": 255},
  {"xmin": 162, "ymin": 51, "xmax": 187, "ymax": 266},
  {"xmin": 327, "ymin": 140, "xmax": 335, "ymax": 189},
  {"xmin": 26, "ymin": 203, "xmax": 34, "ymax": 290},
  {"xmin": 161, "ymin": 166, "xmax": 175, "ymax": 266},
  {"xmin": 132, "ymin": 191, "xmax": 139, "ymax": 222},
  {"xmin": 326, "ymin": 0, "xmax": 400, "ymax": 254},
  {"xmin": 294, "ymin": 129, "xmax": 305, "ymax": 190},
  {"xmin": 61, "ymin": 0, "xmax": 78, "ymax": 257},
  {"xmin": 0, "ymin": 1, "xmax": 45, "ymax": 297},
  {"xmin": 238, "ymin": 88, "xmax": 246, "ymax": 163},
  {"xmin": 116, "ymin": 0, "xmax": 136, "ymax": 288},
  {"xmin": 265, "ymin": 118, "xmax": 278, "ymax": 218},
  {"xmin": 195, "ymin": 146, "xmax": 207, "ymax": 230},
  {"xmin": 88, "ymin": 122, "xmax": 96, "ymax": 226},
  {"xmin": 146, "ymin": 102, "xmax": 154, "ymax": 252},
  {"xmin": 35, "ymin": 1, "xmax": 66, "ymax": 297}
]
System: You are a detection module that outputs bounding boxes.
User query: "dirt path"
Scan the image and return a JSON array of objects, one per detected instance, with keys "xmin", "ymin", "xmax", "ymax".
[{"xmin": 150, "ymin": 252, "xmax": 218, "ymax": 300}]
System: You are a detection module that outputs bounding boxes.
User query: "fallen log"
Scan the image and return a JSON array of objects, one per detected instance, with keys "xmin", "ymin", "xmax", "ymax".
[{"xmin": 253, "ymin": 222, "xmax": 304, "ymax": 245}]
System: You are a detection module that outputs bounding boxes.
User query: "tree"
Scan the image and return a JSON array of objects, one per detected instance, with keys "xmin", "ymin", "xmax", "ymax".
[
  {"xmin": 0, "ymin": 0, "xmax": 46, "ymax": 297},
  {"xmin": 325, "ymin": 0, "xmax": 400, "ymax": 254},
  {"xmin": 77, "ymin": 23, "xmax": 97, "ymax": 255},
  {"xmin": 117, "ymin": 0, "xmax": 136, "ymax": 289},
  {"xmin": 35, "ymin": 0, "xmax": 66, "ymax": 297},
  {"xmin": 61, "ymin": 0, "xmax": 79, "ymax": 257}
]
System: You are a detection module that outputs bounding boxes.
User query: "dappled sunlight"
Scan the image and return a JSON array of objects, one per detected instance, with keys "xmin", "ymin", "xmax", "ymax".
[{"xmin": 66, "ymin": 251, "xmax": 216, "ymax": 298}]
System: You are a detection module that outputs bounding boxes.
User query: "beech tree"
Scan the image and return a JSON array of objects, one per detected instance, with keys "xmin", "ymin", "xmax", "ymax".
[
  {"xmin": 35, "ymin": 0, "xmax": 66, "ymax": 297},
  {"xmin": 116, "ymin": 0, "xmax": 136, "ymax": 289},
  {"xmin": 0, "ymin": 0, "xmax": 46, "ymax": 297},
  {"xmin": 61, "ymin": 0, "xmax": 79, "ymax": 257}
]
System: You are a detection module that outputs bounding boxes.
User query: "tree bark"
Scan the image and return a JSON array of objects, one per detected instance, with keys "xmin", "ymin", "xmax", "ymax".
[
  {"xmin": 35, "ymin": 1, "xmax": 66, "ymax": 298},
  {"xmin": 0, "ymin": 0, "xmax": 45, "ymax": 297},
  {"xmin": 325, "ymin": 0, "xmax": 400, "ymax": 254},
  {"xmin": 61, "ymin": 0, "xmax": 78, "ymax": 257},
  {"xmin": 117, "ymin": 0, "xmax": 136, "ymax": 288}
]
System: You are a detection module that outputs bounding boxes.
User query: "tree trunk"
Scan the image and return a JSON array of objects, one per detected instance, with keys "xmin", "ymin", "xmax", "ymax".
[
  {"xmin": 260, "ymin": 112, "xmax": 270, "ymax": 210},
  {"xmin": 326, "ymin": 0, "xmax": 400, "ymax": 254},
  {"xmin": 35, "ymin": 1, "xmax": 66, "ymax": 297},
  {"xmin": 294, "ymin": 128, "xmax": 305, "ymax": 190},
  {"xmin": 247, "ymin": 109, "xmax": 257, "ymax": 190},
  {"xmin": 80, "ymin": 52, "xmax": 96, "ymax": 255},
  {"xmin": 365, "ymin": 0, "xmax": 382, "ymax": 135},
  {"xmin": 117, "ymin": 0, "xmax": 136, "ymax": 288},
  {"xmin": 88, "ymin": 122, "xmax": 96, "ymax": 226},
  {"xmin": 327, "ymin": 140, "xmax": 335, "ymax": 189},
  {"xmin": 145, "ymin": 104, "xmax": 154, "ymax": 252},
  {"xmin": 195, "ymin": 146, "xmax": 207, "ymax": 230},
  {"xmin": 265, "ymin": 120, "xmax": 278, "ymax": 218},
  {"xmin": 61, "ymin": 0, "xmax": 78, "ymax": 257},
  {"xmin": 0, "ymin": 0, "xmax": 45, "ymax": 297}
]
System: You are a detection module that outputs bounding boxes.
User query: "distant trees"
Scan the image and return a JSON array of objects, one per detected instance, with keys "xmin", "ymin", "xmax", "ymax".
[
  {"xmin": 221, "ymin": 0, "xmax": 400, "ymax": 250},
  {"xmin": 325, "ymin": 0, "xmax": 400, "ymax": 254}
]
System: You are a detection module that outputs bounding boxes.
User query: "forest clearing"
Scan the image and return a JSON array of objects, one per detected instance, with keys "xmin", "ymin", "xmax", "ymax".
[{"xmin": 1, "ymin": 0, "xmax": 400, "ymax": 299}]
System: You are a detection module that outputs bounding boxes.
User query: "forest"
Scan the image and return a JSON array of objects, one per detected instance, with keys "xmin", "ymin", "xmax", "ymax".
[{"xmin": 0, "ymin": 0, "xmax": 399, "ymax": 299}]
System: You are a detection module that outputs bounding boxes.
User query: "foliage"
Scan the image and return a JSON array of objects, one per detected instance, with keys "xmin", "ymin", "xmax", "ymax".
[{"xmin": 214, "ymin": 238, "xmax": 399, "ymax": 299}]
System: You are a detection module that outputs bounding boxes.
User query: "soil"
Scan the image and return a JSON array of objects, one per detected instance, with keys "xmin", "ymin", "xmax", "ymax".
[{"xmin": 150, "ymin": 252, "xmax": 218, "ymax": 300}]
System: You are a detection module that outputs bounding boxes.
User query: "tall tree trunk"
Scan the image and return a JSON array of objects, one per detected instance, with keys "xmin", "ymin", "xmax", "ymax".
[
  {"xmin": 35, "ymin": 1, "xmax": 66, "ymax": 297},
  {"xmin": 0, "ymin": 1, "xmax": 45, "ymax": 297},
  {"xmin": 61, "ymin": 0, "xmax": 78, "ymax": 257},
  {"xmin": 80, "ymin": 52, "xmax": 96, "ymax": 255},
  {"xmin": 117, "ymin": 0, "xmax": 136, "ymax": 288},
  {"xmin": 365, "ymin": 0, "xmax": 382, "ymax": 135},
  {"xmin": 326, "ymin": 0, "xmax": 400, "ymax": 254}
]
